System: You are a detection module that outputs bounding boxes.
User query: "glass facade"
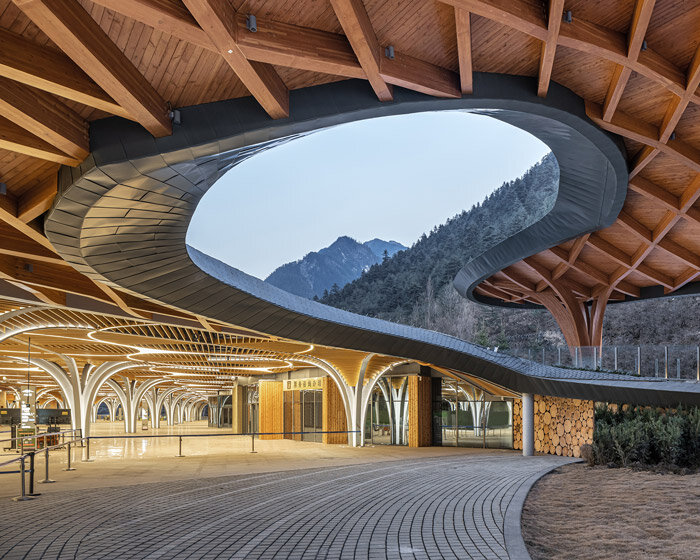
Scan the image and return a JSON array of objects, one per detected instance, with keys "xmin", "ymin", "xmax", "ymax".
[
  {"xmin": 208, "ymin": 393, "xmax": 232, "ymax": 428},
  {"xmin": 244, "ymin": 386, "xmax": 258, "ymax": 435},
  {"xmin": 435, "ymin": 379, "xmax": 513, "ymax": 449},
  {"xmin": 283, "ymin": 389, "xmax": 322, "ymax": 442},
  {"xmin": 364, "ymin": 376, "xmax": 409, "ymax": 446}
]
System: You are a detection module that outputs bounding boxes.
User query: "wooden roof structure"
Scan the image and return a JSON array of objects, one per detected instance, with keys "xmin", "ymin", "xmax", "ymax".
[
  {"xmin": 0, "ymin": 0, "xmax": 698, "ymax": 375},
  {"xmin": 0, "ymin": 299, "xmax": 419, "ymax": 400}
]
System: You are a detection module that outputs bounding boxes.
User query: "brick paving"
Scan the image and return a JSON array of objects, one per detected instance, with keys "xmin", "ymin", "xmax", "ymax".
[{"xmin": 0, "ymin": 453, "xmax": 572, "ymax": 559}]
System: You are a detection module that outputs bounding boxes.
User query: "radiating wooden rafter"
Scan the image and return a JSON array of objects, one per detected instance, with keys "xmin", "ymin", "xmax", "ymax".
[{"xmin": 0, "ymin": 0, "xmax": 696, "ymax": 354}]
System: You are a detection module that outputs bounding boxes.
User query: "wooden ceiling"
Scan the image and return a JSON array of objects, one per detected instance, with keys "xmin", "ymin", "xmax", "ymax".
[
  {"xmin": 0, "ymin": 301, "xmax": 413, "ymax": 400},
  {"xmin": 0, "ymin": 0, "xmax": 698, "ymax": 355}
]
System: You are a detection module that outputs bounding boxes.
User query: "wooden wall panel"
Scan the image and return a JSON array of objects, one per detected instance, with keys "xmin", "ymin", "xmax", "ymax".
[
  {"xmin": 258, "ymin": 380, "xmax": 283, "ymax": 440},
  {"xmin": 408, "ymin": 375, "xmax": 432, "ymax": 447},
  {"xmin": 322, "ymin": 377, "xmax": 347, "ymax": 444},
  {"xmin": 231, "ymin": 385, "xmax": 244, "ymax": 434},
  {"xmin": 513, "ymin": 395, "xmax": 594, "ymax": 458}
]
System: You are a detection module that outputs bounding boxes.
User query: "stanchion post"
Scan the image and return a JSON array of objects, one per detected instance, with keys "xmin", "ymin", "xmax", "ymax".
[
  {"xmin": 250, "ymin": 432, "xmax": 256, "ymax": 453},
  {"xmin": 79, "ymin": 429, "xmax": 84, "ymax": 447},
  {"xmin": 82, "ymin": 437, "xmax": 93, "ymax": 462},
  {"xmin": 176, "ymin": 435, "xmax": 184, "ymax": 457},
  {"xmin": 28, "ymin": 452, "xmax": 40, "ymax": 497},
  {"xmin": 12, "ymin": 456, "xmax": 34, "ymax": 502},
  {"xmin": 65, "ymin": 441, "xmax": 75, "ymax": 471},
  {"xmin": 41, "ymin": 445, "xmax": 55, "ymax": 484}
]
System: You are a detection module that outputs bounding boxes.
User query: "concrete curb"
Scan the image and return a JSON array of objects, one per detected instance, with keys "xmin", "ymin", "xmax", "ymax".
[{"xmin": 504, "ymin": 458, "xmax": 580, "ymax": 560}]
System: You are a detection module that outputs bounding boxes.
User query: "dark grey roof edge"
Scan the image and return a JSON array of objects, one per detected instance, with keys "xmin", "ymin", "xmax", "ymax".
[{"xmin": 45, "ymin": 77, "xmax": 700, "ymax": 407}]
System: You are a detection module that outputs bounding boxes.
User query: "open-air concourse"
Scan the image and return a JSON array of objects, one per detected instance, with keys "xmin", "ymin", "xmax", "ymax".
[{"xmin": 1, "ymin": 0, "xmax": 700, "ymax": 558}]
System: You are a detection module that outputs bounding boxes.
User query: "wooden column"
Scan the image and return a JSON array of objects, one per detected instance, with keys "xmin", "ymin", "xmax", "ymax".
[
  {"xmin": 408, "ymin": 375, "xmax": 432, "ymax": 447},
  {"xmin": 322, "ymin": 377, "xmax": 348, "ymax": 444},
  {"xmin": 534, "ymin": 286, "xmax": 613, "ymax": 350},
  {"xmin": 231, "ymin": 385, "xmax": 245, "ymax": 434},
  {"xmin": 534, "ymin": 288, "xmax": 591, "ymax": 348},
  {"xmin": 258, "ymin": 381, "xmax": 283, "ymax": 440}
]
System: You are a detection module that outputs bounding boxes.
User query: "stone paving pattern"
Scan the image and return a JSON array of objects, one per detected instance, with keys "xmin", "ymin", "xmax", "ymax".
[{"xmin": 0, "ymin": 453, "xmax": 572, "ymax": 559}]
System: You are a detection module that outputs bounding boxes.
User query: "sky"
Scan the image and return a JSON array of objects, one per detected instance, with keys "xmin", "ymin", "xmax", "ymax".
[{"xmin": 186, "ymin": 111, "xmax": 550, "ymax": 279}]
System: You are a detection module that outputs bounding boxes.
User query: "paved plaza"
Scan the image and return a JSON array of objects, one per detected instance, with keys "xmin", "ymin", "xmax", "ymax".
[{"xmin": 0, "ymin": 445, "xmax": 572, "ymax": 560}]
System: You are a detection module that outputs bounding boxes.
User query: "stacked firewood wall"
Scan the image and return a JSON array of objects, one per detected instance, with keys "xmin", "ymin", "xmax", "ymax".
[{"xmin": 513, "ymin": 395, "xmax": 594, "ymax": 458}]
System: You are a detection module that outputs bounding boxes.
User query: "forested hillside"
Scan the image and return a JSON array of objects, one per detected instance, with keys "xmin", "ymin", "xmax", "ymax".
[
  {"xmin": 320, "ymin": 152, "xmax": 700, "ymax": 349},
  {"xmin": 321, "ymin": 153, "xmax": 558, "ymax": 320}
]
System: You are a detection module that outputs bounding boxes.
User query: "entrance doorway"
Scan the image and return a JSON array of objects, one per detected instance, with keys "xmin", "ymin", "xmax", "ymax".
[
  {"xmin": 208, "ymin": 393, "xmax": 232, "ymax": 428},
  {"xmin": 364, "ymin": 376, "xmax": 409, "ymax": 446},
  {"xmin": 284, "ymin": 389, "xmax": 322, "ymax": 442},
  {"xmin": 244, "ymin": 385, "xmax": 258, "ymax": 435},
  {"xmin": 437, "ymin": 380, "xmax": 513, "ymax": 448}
]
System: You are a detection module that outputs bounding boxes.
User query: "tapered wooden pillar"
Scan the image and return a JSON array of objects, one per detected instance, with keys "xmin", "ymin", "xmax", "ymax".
[
  {"xmin": 322, "ymin": 377, "xmax": 348, "ymax": 444},
  {"xmin": 534, "ymin": 287, "xmax": 612, "ymax": 350},
  {"xmin": 408, "ymin": 375, "xmax": 432, "ymax": 447},
  {"xmin": 258, "ymin": 381, "xmax": 283, "ymax": 440}
]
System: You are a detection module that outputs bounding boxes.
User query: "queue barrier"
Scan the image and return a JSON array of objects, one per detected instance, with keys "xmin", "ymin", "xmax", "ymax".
[
  {"xmin": 2, "ymin": 429, "xmax": 360, "ymax": 502},
  {"xmin": 0, "ymin": 429, "xmax": 83, "ymax": 501}
]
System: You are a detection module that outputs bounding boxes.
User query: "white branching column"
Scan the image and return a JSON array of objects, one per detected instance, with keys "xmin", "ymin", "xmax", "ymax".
[
  {"xmin": 29, "ymin": 358, "xmax": 140, "ymax": 439},
  {"xmin": 106, "ymin": 377, "xmax": 168, "ymax": 433},
  {"xmin": 522, "ymin": 393, "xmax": 534, "ymax": 457}
]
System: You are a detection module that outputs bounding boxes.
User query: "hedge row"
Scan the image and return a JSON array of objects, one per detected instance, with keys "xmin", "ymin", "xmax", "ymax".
[{"xmin": 588, "ymin": 404, "xmax": 700, "ymax": 469}]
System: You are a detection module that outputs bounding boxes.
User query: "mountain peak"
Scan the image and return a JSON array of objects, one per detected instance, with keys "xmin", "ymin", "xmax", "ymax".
[{"xmin": 265, "ymin": 237, "xmax": 406, "ymax": 299}]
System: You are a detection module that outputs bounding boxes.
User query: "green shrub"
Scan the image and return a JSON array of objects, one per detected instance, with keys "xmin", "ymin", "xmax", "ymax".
[{"xmin": 592, "ymin": 404, "xmax": 700, "ymax": 470}]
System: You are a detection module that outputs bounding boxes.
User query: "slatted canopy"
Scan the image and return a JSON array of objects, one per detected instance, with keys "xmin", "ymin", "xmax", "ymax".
[{"xmin": 0, "ymin": 1, "xmax": 699, "ymax": 406}]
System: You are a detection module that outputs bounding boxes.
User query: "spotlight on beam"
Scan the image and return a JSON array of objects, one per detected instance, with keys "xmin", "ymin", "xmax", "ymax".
[
  {"xmin": 246, "ymin": 15, "xmax": 257, "ymax": 32},
  {"xmin": 0, "ymin": 182, "xmax": 6, "ymax": 195}
]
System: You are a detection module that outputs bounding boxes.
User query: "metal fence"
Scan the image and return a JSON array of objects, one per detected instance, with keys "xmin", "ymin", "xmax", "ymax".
[{"xmin": 506, "ymin": 344, "xmax": 700, "ymax": 380}]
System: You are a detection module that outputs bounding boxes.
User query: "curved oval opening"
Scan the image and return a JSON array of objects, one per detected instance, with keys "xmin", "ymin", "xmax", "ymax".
[{"xmin": 187, "ymin": 111, "xmax": 555, "ymax": 298}]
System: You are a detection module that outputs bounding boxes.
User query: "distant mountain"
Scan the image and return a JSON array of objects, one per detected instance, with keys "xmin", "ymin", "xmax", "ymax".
[
  {"xmin": 265, "ymin": 236, "xmax": 406, "ymax": 299},
  {"xmin": 364, "ymin": 239, "xmax": 406, "ymax": 260}
]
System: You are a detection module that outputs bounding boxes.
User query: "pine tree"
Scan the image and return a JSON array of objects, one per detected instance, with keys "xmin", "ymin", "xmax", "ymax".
[
  {"xmin": 382, "ymin": 249, "xmax": 389, "ymax": 263},
  {"xmin": 495, "ymin": 329, "xmax": 510, "ymax": 350},
  {"xmin": 475, "ymin": 323, "xmax": 490, "ymax": 347}
]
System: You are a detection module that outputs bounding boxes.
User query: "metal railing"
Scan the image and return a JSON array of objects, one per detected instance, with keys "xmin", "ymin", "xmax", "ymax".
[
  {"xmin": 1, "ymin": 429, "xmax": 360, "ymax": 501},
  {"xmin": 506, "ymin": 344, "xmax": 700, "ymax": 381},
  {"xmin": 0, "ymin": 429, "xmax": 84, "ymax": 501}
]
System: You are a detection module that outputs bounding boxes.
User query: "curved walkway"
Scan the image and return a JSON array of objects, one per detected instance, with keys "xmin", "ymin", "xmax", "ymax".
[{"xmin": 0, "ymin": 452, "xmax": 572, "ymax": 559}]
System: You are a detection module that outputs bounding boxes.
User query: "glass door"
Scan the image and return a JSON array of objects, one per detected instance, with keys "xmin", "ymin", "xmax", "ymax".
[
  {"xmin": 364, "ymin": 376, "xmax": 409, "ymax": 446},
  {"xmin": 438, "ymin": 379, "xmax": 513, "ymax": 449}
]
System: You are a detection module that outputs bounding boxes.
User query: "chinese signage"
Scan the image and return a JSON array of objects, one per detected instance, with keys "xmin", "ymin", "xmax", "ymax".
[{"xmin": 283, "ymin": 377, "xmax": 324, "ymax": 391}]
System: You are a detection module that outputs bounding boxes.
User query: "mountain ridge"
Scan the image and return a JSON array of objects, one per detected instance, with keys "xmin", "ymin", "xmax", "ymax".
[{"xmin": 264, "ymin": 236, "xmax": 405, "ymax": 299}]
